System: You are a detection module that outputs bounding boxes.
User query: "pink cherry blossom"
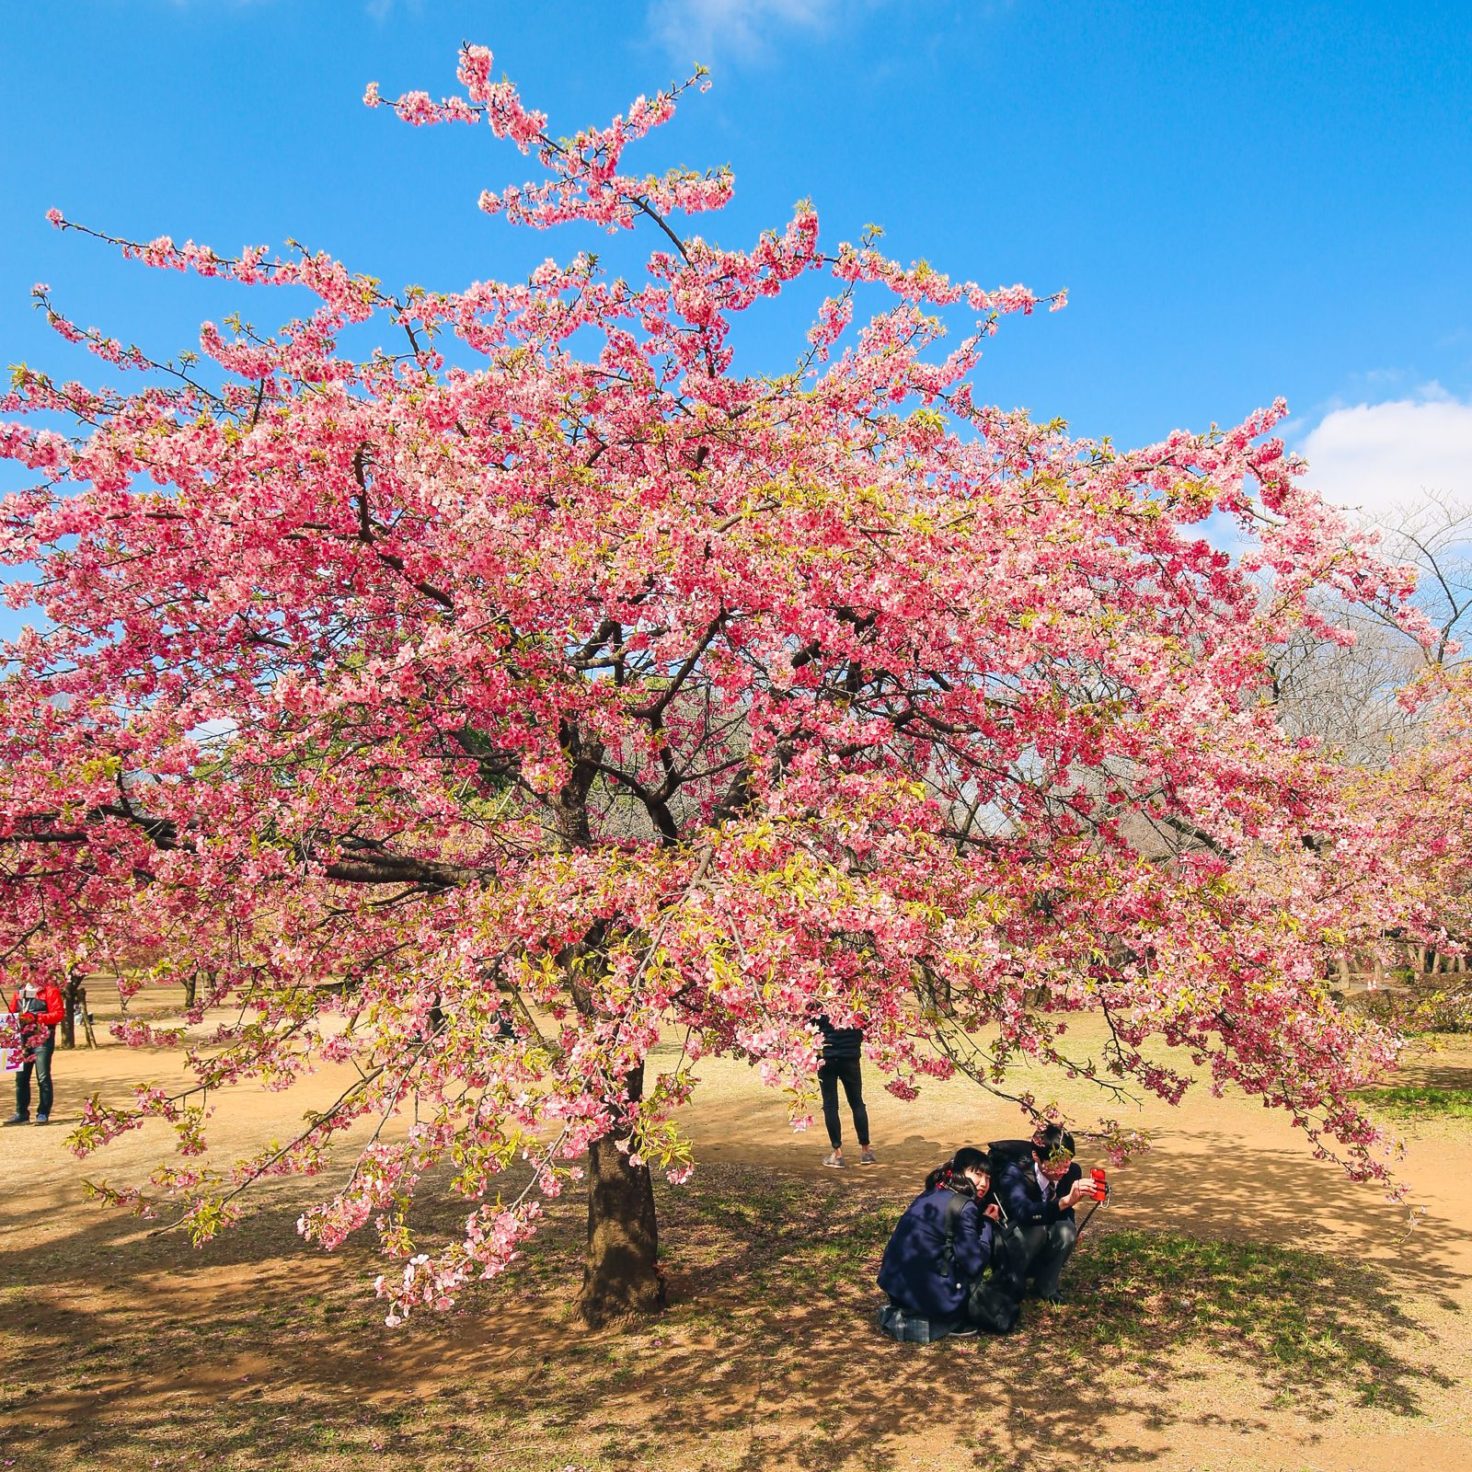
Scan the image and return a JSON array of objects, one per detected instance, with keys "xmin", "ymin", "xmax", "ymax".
[{"xmin": 0, "ymin": 41, "xmax": 1432, "ymax": 1325}]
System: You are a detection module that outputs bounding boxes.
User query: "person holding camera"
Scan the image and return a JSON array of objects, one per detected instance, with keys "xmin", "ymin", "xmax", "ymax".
[
  {"xmin": 5, "ymin": 979, "xmax": 66, "ymax": 1126},
  {"xmin": 875, "ymin": 1146, "xmax": 1010, "ymax": 1341},
  {"xmin": 992, "ymin": 1124, "xmax": 1095, "ymax": 1305}
]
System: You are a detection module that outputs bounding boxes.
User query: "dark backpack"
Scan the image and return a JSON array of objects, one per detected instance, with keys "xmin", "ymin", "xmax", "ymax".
[
  {"xmin": 940, "ymin": 1189, "xmax": 1020, "ymax": 1335},
  {"xmin": 968, "ymin": 1269, "xmax": 1021, "ymax": 1335},
  {"xmin": 987, "ymin": 1138, "xmax": 1036, "ymax": 1168},
  {"xmin": 938, "ymin": 1188, "xmax": 969, "ymax": 1280}
]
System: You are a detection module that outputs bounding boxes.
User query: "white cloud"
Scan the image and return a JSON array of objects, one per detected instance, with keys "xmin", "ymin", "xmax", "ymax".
[
  {"xmin": 1297, "ymin": 390, "xmax": 1472, "ymax": 518},
  {"xmin": 648, "ymin": 0, "xmax": 840, "ymax": 62}
]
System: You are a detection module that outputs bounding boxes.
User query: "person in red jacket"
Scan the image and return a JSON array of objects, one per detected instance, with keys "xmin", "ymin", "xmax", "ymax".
[{"xmin": 5, "ymin": 979, "xmax": 66, "ymax": 1125}]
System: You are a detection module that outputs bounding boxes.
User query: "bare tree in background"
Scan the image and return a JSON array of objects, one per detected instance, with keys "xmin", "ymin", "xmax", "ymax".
[
  {"xmin": 1268, "ymin": 492, "xmax": 1472, "ymax": 1009},
  {"xmin": 1271, "ymin": 491, "xmax": 1472, "ymax": 766},
  {"xmin": 1367, "ymin": 491, "xmax": 1472, "ymax": 671}
]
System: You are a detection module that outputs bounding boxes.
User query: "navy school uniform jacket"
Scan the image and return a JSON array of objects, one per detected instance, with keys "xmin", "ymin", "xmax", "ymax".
[
  {"xmin": 995, "ymin": 1155, "xmax": 1082, "ymax": 1230},
  {"xmin": 877, "ymin": 1186, "xmax": 996, "ymax": 1322}
]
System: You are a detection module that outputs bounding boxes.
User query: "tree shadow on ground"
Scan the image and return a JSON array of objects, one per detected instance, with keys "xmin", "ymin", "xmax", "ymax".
[
  {"xmin": 1097, "ymin": 1126, "xmax": 1466, "ymax": 1314},
  {"xmin": 0, "ymin": 1155, "xmax": 1458, "ymax": 1472},
  {"xmin": 1384, "ymin": 1062, "xmax": 1472, "ymax": 1091}
]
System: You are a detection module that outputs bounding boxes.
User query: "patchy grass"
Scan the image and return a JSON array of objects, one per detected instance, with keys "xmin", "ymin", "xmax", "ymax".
[
  {"xmin": 0, "ymin": 1163, "xmax": 1445, "ymax": 1472},
  {"xmin": 1066, "ymin": 1229, "xmax": 1437, "ymax": 1413},
  {"xmin": 668, "ymin": 1178, "xmax": 1435, "ymax": 1417},
  {"xmin": 1355, "ymin": 1084, "xmax": 1472, "ymax": 1120}
]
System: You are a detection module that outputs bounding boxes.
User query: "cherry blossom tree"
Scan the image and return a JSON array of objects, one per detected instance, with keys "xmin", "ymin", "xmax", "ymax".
[
  {"xmin": 1335, "ymin": 665, "xmax": 1472, "ymax": 1021},
  {"xmin": 1392, "ymin": 669, "xmax": 1472, "ymax": 936},
  {"xmin": 1266, "ymin": 495, "xmax": 1470, "ymax": 995},
  {"xmin": 0, "ymin": 46, "xmax": 1432, "ymax": 1325}
]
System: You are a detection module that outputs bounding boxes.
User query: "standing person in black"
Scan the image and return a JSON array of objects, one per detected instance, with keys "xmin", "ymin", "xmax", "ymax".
[
  {"xmin": 993, "ymin": 1124, "xmax": 1093, "ymax": 1304},
  {"xmin": 815, "ymin": 1014, "xmax": 874, "ymax": 1167}
]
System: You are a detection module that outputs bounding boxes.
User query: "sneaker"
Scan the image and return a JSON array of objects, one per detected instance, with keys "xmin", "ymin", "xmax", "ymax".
[
  {"xmin": 823, "ymin": 1151, "xmax": 846, "ymax": 1169},
  {"xmin": 949, "ymin": 1324, "xmax": 979, "ymax": 1338},
  {"xmin": 34, "ymin": 1115, "xmax": 49, "ymax": 1126},
  {"xmin": 2, "ymin": 1114, "xmax": 28, "ymax": 1126},
  {"xmin": 859, "ymin": 1147, "xmax": 877, "ymax": 1165}
]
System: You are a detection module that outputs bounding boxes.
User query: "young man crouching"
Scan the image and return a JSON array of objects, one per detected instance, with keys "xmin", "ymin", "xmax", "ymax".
[{"xmin": 992, "ymin": 1125, "xmax": 1095, "ymax": 1304}]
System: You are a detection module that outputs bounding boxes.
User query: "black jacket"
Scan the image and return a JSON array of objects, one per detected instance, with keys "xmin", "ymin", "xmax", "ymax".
[
  {"xmin": 816, "ymin": 1015, "xmax": 862, "ymax": 1061},
  {"xmin": 996, "ymin": 1155, "xmax": 1081, "ymax": 1229}
]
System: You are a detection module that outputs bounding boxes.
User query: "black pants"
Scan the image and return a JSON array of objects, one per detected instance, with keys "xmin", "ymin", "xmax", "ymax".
[
  {"xmin": 14, "ymin": 1034, "xmax": 55, "ymax": 1119},
  {"xmin": 996, "ymin": 1218, "xmax": 1078, "ymax": 1299},
  {"xmin": 818, "ymin": 1056, "xmax": 869, "ymax": 1149}
]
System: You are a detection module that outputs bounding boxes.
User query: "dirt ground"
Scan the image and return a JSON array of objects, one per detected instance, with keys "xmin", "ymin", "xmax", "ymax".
[{"xmin": 2, "ymin": 990, "xmax": 1469, "ymax": 1472}]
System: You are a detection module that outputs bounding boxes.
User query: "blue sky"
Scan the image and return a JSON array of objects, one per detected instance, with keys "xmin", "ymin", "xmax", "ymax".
[{"xmin": 2, "ymin": 0, "xmax": 1470, "ymax": 519}]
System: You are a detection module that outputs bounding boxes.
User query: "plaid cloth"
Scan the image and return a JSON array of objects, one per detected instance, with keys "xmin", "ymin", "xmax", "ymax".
[{"xmin": 875, "ymin": 1302, "xmax": 955, "ymax": 1344}]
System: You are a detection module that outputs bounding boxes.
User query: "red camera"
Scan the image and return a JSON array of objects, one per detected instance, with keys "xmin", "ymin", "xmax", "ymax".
[{"xmin": 1088, "ymin": 1167, "xmax": 1109, "ymax": 1203}]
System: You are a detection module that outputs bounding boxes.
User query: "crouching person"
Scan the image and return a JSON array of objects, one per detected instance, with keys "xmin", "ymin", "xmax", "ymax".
[
  {"xmin": 994, "ymin": 1124, "xmax": 1093, "ymax": 1305},
  {"xmin": 876, "ymin": 1147, "xmax": 1013, "ymax": 1342}
]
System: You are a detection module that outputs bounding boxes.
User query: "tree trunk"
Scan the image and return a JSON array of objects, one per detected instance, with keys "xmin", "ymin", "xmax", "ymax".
[
  {"xmin": 576, "ymin": 1063, "xmax": 665, "ymax": 1328},
  {"xmin": 548, "ymin": 721, "xmax": 665, "ymax": 1327},
  {"xmin": 61, "ymin": 971, "xmax": 82, "ymax": 1049}
]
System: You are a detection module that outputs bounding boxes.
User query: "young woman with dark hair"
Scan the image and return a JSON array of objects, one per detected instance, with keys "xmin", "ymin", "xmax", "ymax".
[{"xmin": 875, "ymin": 1146, "xmax": 1003, "ymax": 1341}]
